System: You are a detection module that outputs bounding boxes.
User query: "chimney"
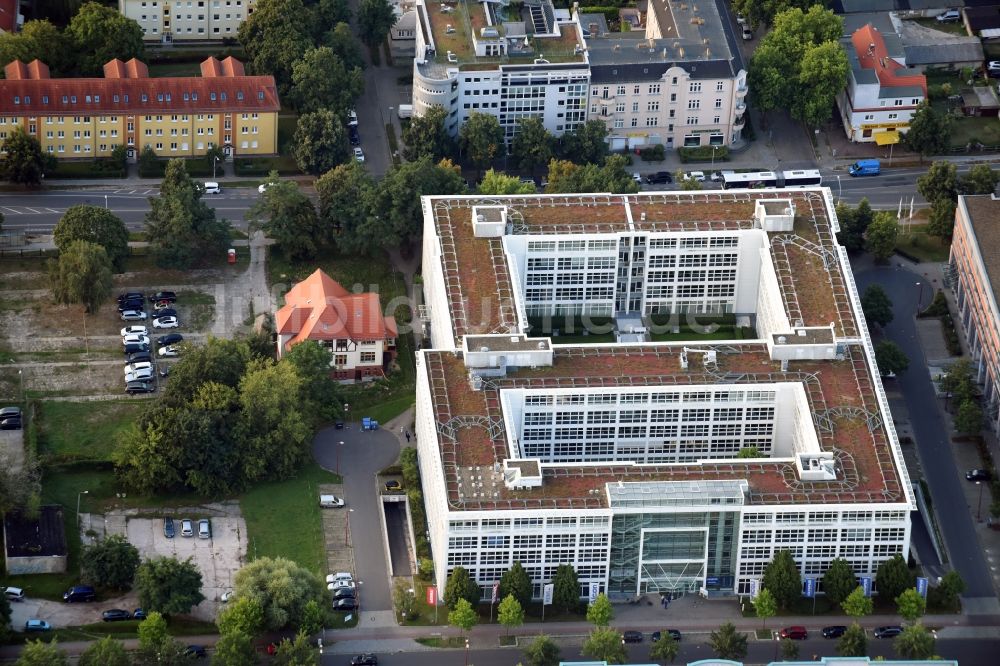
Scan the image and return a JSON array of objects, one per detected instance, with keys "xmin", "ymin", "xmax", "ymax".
[{"xmin": 589, "ymin": 22, "xmax": 598, "ymax": 37}]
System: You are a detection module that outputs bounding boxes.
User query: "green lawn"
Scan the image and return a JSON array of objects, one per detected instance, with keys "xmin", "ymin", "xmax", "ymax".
[
  {"xmin": 233, "ymin": 155, "xmax": 301, "ymax": 177},
  {"xmin": 37, "ymin": 400, "xmax": 144, "ymax": 464},
  {"xmin": 240, "ymin": 463, "xmax": 341, "ymax": 574},
  {"xmin": 650, "ymin": 325, "xmax": 749, "ymax": 342},
  {"xmin": 897, "ymin": 224, "xmax": 952, "ymax": 262}
]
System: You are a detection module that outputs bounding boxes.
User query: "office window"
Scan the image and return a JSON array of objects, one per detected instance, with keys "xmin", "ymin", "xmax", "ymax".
[{"xmin": 689, "ymin": 82, "xmax": 702, "ymax": 93}]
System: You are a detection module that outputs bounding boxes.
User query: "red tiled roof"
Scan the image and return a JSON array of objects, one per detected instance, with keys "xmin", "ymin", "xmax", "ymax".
[
  {"xmin": 851, "ymin": 25, "xmax": 927, "ymax": 96},
  {"xmin": 201, "ymin": 56, "xmax": 246, "ymax": 78},
  {"xmin": 0, "ymin": 57, "xmax": 280, "ymax": 115},
  {"xmin": 275, "ymin": 269, "xmax": 397, "ymax": 350},
  {"xmin": 5, "ymin": 59, "xmax": 47, "ymax": 80}
]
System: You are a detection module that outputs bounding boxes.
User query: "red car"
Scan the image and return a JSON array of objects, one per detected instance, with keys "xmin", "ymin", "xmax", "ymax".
[{"xmin": 780, "ymin": 626, "xmax": 808, "ymax": 640}]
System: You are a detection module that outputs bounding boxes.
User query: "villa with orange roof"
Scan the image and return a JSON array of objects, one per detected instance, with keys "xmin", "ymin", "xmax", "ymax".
[
  {"xmin": 836, "ymin": 24, "xmax": 927, "ymax": 144},
  {"xmin": 275, "ymin": 269, "xmax": 398, "ymax": 383}
]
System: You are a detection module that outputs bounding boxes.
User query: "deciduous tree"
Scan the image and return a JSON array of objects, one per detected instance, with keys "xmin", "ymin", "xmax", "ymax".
[
  {"xmin": 780, "ymin": 638, "xmax": 800, "ymax": 660},
  {"xmin": 212, "ymin": 630, "xmax": 257, "ymax": 666},
  {"xmin": 498, "ymin": 561, "xmax": 532, "ymax": 609},
  {"xmin": 940, "ymin": 358, "xmax": 976, "ymax": 403},
  {"xmin": 498, "ymin": 593, "xmax": 525, "ymax": 635},
  {"xmin": 754, "ymin": 588, "xmax": 777, "ymax": 629},
  {"xmin": 16, "ymin": 640, "xmax": 67, "ymax": 666},
  {"xmin": 80, "ymin": 534, "xmax": 140, "ymax": 591},
  {"xmin": 217, "ymin": 596, "xmax": 265, "ymax": 636},
  {"xmin": 67, "ymin": 2, "xmax": 144, "ymax": 76},
  {"xmin": 511, "ymin": 117, "xmax": 554, "ymax": 175},
  {"xmin": 836, "ymin": 198, "xmax": 874, "ymax": 253},
  {"xmin": 894, "ymin": 623, "xmax": 935, "ymax": 660},
  {"xmin": 402, "ymin": 106, "xmax": 453, "ymax": 161},
  {"xmin": 232, "ymin": 557, "xmax": 325, "ymax": 631},
  {"xmin": 927, "ymin": 198, "xmax": 957, "ymax": 241},
  {"xmin": 522, "ymin": 634, "xmax": 561, "ymax": 666},
  {"xmin": 290, "ymin": 46, "xmax": 363, "ymax": 116},
  {"xmin": 902, "ymin": 103, "xmax": 952, "ymax": 160},
  {"xmin": 54, "ymin": 205, "xmax": 130, "ymax": 272},
  {"xmin": 581, "ymin": 627, "xmax": 628, "ymax": 664},
  {"xmin": 837, "ymin": 622, "xmax": 867, "ymax": 656},
  {"xmin": 821, "ymin": 558, "xmax": 857, "ymax": 606},
  {"xmin": 649, "ymin": 630, "xmax": 680, "ymax": 663},
  {"xmin": 761, "ymin": 549, "xmax": 801, "ymax": 610},
  {"xmin": 896, "ymin": 587, "xmax": 926, "ymax": 623},
  {"xmin": 929, "ymin": 570, "xmax": 964, "ymax": 611},
  {"xmin": 78, "ymin": 636, "xmax": 129, "ymax": 666},
  {"xmin": 861, "ymin": 285, "xmax": 894, "ymax": 329},
  {"xmin": 357, "ymin": 0, "xmax": 396, "ymax": 46},
  {"xmin": 841, "ymin": 586, "xmax": 873, "ymax": 619},
  {"xmin": 477, "ymin": 169, "xmax": 537, "ymax": 195},
  {"xmin": 460, "ymin": 112, "xmax": 504, "ymax": 174},
  {"xmin": 135, "ymin": 557, "xmax": 205, "ymax": 616},
  {"xmin": 955, "ymin": 399, "xmax": 983, "ymax": 435},
  {"xmin": 794, "ymin": 40, "xmax": 849, "ymax": 129},
  {"xmin": 875, "ymin": 554, "xmax": 914, "ymax": 603},
  {"xmin": 709, "ymin": 622, "xmax": 748, "ymax": 660},
  {"xmin": 0, "ymin": 20, "xmax": 69, "ymax": 76},
  {"xmin": 875, "ymin": 340, "xmax": 909, "ymax": 376},
  {"xmin": 238, "ymin": 0, "xmax": 314, "ymax": 93},
  {"xmin": 545, "ymin": 156, "xmax": 637, "ymax": 194},
  {"xmin": 283, "ymin": 340, "xmax": 344, "ymax": 424},
  {"xmin": 48, "ymin": 240, "xmax": 114, "ymax": 314},
  {"xmin": 136, "ymin": 611, "xmax": 189, "ymax": 666},
  {"xmin": 325, "ymin": 22, "xmax": 365, "ymax": 71},
  {"xmin": 315, "ymin": 161, "xmax": 378, "ymax": 254},
  {"xmin": 586, "ymin": 593, "xmax": 613, "ymax": 627},
  {"xmin": 369, "ymin": 157, "xmax": 467, "ymax": 247},
  {"xmin": 865, "ymin": 211, "xmax": 899, "ymax": 262},
  {"xmin": 448, "ymin": 597, "xmax": 478, "ymax": 633},
  {"xmin": 313, "ymin": 0, "xmax": 352, "ymax": 41},
  {"xmin": 960, "ymin": 163, "xmax": 1000, "ymax": 195},
  {"xmin": 293, "ymin": 110, "xmax": 350, "ymax": 176},
  {"xmin": 916, "ymin": 161, "xmax": 958, "ymax": 204},
  {"xmin": 552, "ymin": 564, "xmax": 581, "ymax": 614},
  {"xmin": 559, "ymin": 119, "xmax": 608, "ymax": 165},
  {"xmin": 444, "ymin": 565, "xmax": 480, "ymax": 609},
  {"xmin": 1, "ymin": 127, "xmax": 48, "ymax": 186},
  {"xmin": 272, "ymin": 632, "xmax": 318, "ymax": 666},
  {"xmin": 248, "ymin": 173, "xmax": 320, "ymax": 259}
]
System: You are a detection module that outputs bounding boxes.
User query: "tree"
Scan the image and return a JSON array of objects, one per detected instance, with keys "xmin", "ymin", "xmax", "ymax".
[
  {"xmin": 875, "ymin": 340, "xmax": 909, "ymax": 376},
  {"xmin": 793, "ymin": 40, "xmax": 849, "ymax": 129},
  {"xmin": 551, "ymin": 564, "xmax": 581, "ymax": 614},
  {"xmin": 733, "ymin": 0, "xmax": 817, "ymax": 28},
  {"xmin": 861, "ymin": 285, "xmax": 894, "ymax": 329},
  {"xmin": 460, "ymin": 112, "xmax": 504, "ymax": 174},
  {"xmin": 478, "ymin": 169, "xmax": 537, "ymax": 195},
  {"xmin": 511, "ymin": 117, "xmax": 554, "ymax": 175},
  {"xmin": 313, "ymin": 0, "xmax": 351, "ymax": 35},
  {"xmin": 137, "ymin": 611, "xmax": 186, "ymax": 665},
  {"xmin": 48, "ymin": 240, "xmax": 114, "ymax": 314},
  {"xmin": 838, "ymin": 623, "xmax": 868, "ymax": 657},
  {"xmin": 960, "ymin": 164, "xmax": 1000, "ymax": 195},
  {"xmin": 929, "ymin": 570, "xmax": 964, "ymax": 611},
  {"xmin": 212, "ymin": 631, "xmax": 257, "ymax": 666},
  {"xmin": 315, "ymin": 161, "xmax": 377, "ymax": 254},
  {"xmin": 53, "ymin": 205, "xmax": 130, "ymax": 272},
  {"xmin": 841, "ymin": 585, "xmax": 873, "ymax": 618},
  {"xmin": 737, "ymin": 446, "xmax": 761, "ymax": 458},
  {"xmin": 499, "ymin": 561, "xmax": 532, "ymax": 609},
  {"xmin": 902, "ymin": 103, "xmax": 952, "ymax": 160},
  {"xmin": 916, "ymin": 161, "xmax": 958, "ymax": 204},
  {"xmin": 894, "ymin": 623, "xmax": 935, "ymax": 660},
  {"xmin": 865, "ymin": 211, "xmax": 899, "ymax": 262},
  {"xmin": 144, "ymin": 159, "xmax": 231, "ymax": 269},
  {"xmin": 709, "ymin": 622, "xmax": 748, "ymax": 660},
  {"xmin": 0, "ymin": 590, "xmax": 10, "ymax": 642},
  {"xmin": 586, "ymin": 593, "xmax": 613, "ymax": 627},
  {"xmin": 927, "ymin": 198, "xmax": 957, "ymax": 242},
  {"xmin": 876, "ymin": 554, "xmax": 914, "ymax": 603},
  {"xmin": 16, "ymin": 640, "xmax": 67, "ymax": 666},
  {"xmin": 940, "ymin": 359, "xmax": 977, "ymax": 403},
  {"xmin": 325, "ymin": 22, "xmax": 364, "ymax": 71},
  {"xmin": 67, "ymin": 2, "xmax": 144, "ymax": 76},
  {"xmin": 218, "ymin": 596, "xmax": 266, "ymax": 636},
  {"xmin": 448, "ymin": 597, "xmax": 478, "ymax": 633},
  {"xmin": 290, "ymin": 46, "xmax": 364, "ymax": 116},
  {"xmin": 444, "ymin": 566, "xmax": 481, "ymax": 609},
  {"xmin": 955, "ymin": 399, "xmax": 983, "ymax": 435},
  {"xmin": 1, "ymin": 127, "xmax": 47, "ymax": 186},
  {"xmin": 237, "ymin": 0, "xmax": 314, "ymax": 93},
  {"xmin": 522, "ymin": 634, "xmax": 561, "ymax": 666},
  {"xmin": 369, "ymin": 157, "xmax": 466, "ymax": 248},
  {"xmin": 248, "ymin": 174, "xmax": 320, "ymax": 259},
  {"xmin": 135, "ymin": 557, "xmax": 205, "ymax": 615},
  {"xmin": 761, "ymin": 549, "xmax": 801, "ymax": 610},
  {"xmin": 677, "ymin": 171, "xmax": 704, "ymax": 191},
  {"xmin": 545, "ymin": 157, "xmax": 638, "ymax": 194},
  {"xmin": 402, "ymin": 106, "xmax": 452, "ymax": 161},
  {"xmin": 498, "ymin": 593, "xmax": 525, "ymax": 635},
  {"xmin": 581, "ymin": 627, "xmax": 628, "ymax": 664},
  {"xmin": 283, "ymin": 340, "xmax": 344, "ymax": 425},
  {"xmin": 559, "ymin": 119, "xmax": 608, "ymax": 165},
  {"xmin": 836, "ymin": 198, "xmax": 874, "ymax": 253},
  {"xmin": 138, "ymin": 144, "xmax": 158, "ymax": 175},
  {"xmin": 78, "ymin": 636, "xmax": 129, "ymax": 666},
  {"xmin": 753, "ymin": 587, "xmax": 777, "ymax": 629},
  {"xmin": 821, "ymin": 558, "xmax": 857, "ymax": 606},
  {"xmin": 0, "ymin": 20, "xmax": 69, "ymax": 76},
  {"xmin": 780, "ymin": 638, "xmax": 800, "ymax": 660},
  {"xmin": 895, "ymin": 587, "xmax": 926, "ymax": 623},
  {"xmin": 232, "ymin": 556, "xmax": 325, "ymax": 631},
  {"xmin": 80, "ymin": 534, "xmax": 140, "ymax": 591},
  {"xmin": 293, "ymin": 110, "xmax": 350, "ymax": 176},
  {"xmin": 272, "ymin": 632, "xmax": 318, "ymax": 666},
  {"xmin": 357, "ymin": 0, "xmax": 396, "ymax": 46},
  {"xmin": 649, "ymin": 630, "xmax": 680, "ymax": 663}
]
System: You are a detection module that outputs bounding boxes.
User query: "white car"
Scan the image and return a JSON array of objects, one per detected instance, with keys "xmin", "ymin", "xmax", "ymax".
[
  {"xmin": 120, "ymin": 310, "xmax": 148, "ymax": 321},
  {"xmin": 353, "ymin": 147, "xmax": 365, "ymax": 162},
  {"xmin": 125, "ymin": 368, "xmax": 154, "ymax": 383},
  {"xmin": 348, "ymin": 109, "xmax": 358, "ymax": 127},
  {"xmin": 736, "ymin": 13, "xmax": 746, "ymax": 25},
  {"xmin": 203, "ymin": 181, "xmax": 221, "ymax": 194},
  {"xmin": 123, "ymin": 334, "xmax": 150, "ymax": 346},
  {"xmin": 684, "ymin": 171, "xmax": 706, "ymax": 182},
  {"xmin": 258, "ymin": 182, "xmax": 273, "ymax": 194},
  {"xmin": 327, "ymin": 580, "xmax": 356, "ymax": 591},
  {"xmin": 326, "ymin": 573, "xmax": 353, "ymax": 584},
  {"xmin": 121, "ymin": 326, "xmax": 148, "ymax": 337},
  {"xmin": 221, "ymin": 590, "xmax": 233, "ymax": 603},
  {"xmin": 936, "ymin": 9, "xmax": 961, "ymax": 22},
  {"xmin": 320, "ymin": 494, "xmax": 345, "ymax": 508},
  {"xmin": 124, "ymin": 362, "xmax": 153, "ymax": 375},
  {"xmin": 158, "ymin": 345, "xmax": 180, "ymax": 357},
  {"xmin": 153, "ymin": 316, "xmax": 179, "ymax": 329}
]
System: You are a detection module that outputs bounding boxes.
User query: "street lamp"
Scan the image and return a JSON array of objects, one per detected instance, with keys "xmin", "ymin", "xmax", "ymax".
[
  {"xmin": 212, "ymin": 155, "xmax": 221, "ymax": 179},
  {"xmin": 17, "ymin": 369, "xmax": 23, "ymax": 403},
  {"xmin": 464, "ymin": 638, "xmax": 470, "ymax": 666},
  {"xmin": 773, "ymin": 633, "xmax": 780, "ymax": 662},
  {"xmin": 977, "ymin": 480, "xmax": 985, "ymax": 522},
  {"xmin": 916, "ymin": 282, "xmax": 923, "ymax": 314},
  {"xmin": 711, "ymin": 145, "xmax": 719, "ymax": 168},
  {"xmin": 836, "ymin": 174, "xmax": 842, "ymax": 200},
  {"xmin": 337, "ymin": 440, "xmax": 345, "ymax": 475},
  {"xmin": 345, "ymin": 508, "xmax": 354, "ymax": 546},
  {"xmin": 76, "ymin": 490, "xmax": 89, "ymax": 525}
]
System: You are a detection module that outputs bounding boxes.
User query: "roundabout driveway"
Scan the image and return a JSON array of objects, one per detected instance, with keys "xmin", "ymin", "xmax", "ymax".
[{"xmin": 312, "ymin": 422, "xmax": 401, "ymax": 611}]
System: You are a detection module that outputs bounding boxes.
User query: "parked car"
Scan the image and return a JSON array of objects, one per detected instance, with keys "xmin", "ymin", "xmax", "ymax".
[
  {"xmin": 874, "ymin": 626, "xmax": 903, "ymax": 638},
  {"xmin": 154, "ymin": 308, "xmax": 177, "ymax": 318},
  {"xmin": 159, "ymin": 345, "xmax": 181, "ymax": 357},
  {"xmin": 203, "ymin": 182, "xmax": 222, "ymax": 194},
  {"xmin": 742, "ymin": 25, "xmax": 753, "ymax": 40},
  {"xmin": 103, "ymin": 609, "xmax": 131, "ymax": 622},
  {"xmin": 258, "ymin": 182, "xmax": 272, "ymax": 194},
  {"xmin": 0, "ymin": 406, "xmax": 21, "ymax": 419},
  {"xmin": 153, "ymin": 300, "xmax": 174, "ymax": 311},
  {"xmin": 150, "ymin": 291, "xmax": 177, "ymax": 303},
  {"xmin": 320, "ymin": 494, "xmax": 345, "ymax": 508},
  {"xmin": 153, "ymin": 316, "xmax": 179, "ymax": 329},
  {"xmin": 198, "ymin": 518, "xmax": 211, "ymax": 539},
  {"xmin": 125, "ymin": 380, "xmax": 156, "ymax": 395},
  {"xmin": 185, "ymin": 645, "xmax": 207, "ymax": 659},
  {"xmin": 133, "ymin": 608, "xmax": 146, "ymax": 620},
  {"xmin": 736, "ymin": 13, "xmax": 746, "ymax": 25},
  {"xmin": 118, "ymin": 292, "xmax": 144, "ymax": 303},
  {"xmin": 780, "ymin": 626, "xmax": 808, "ymax": 640},
  {"xmin": 124, "ymin": 362, "xmax": 153, "ymax": 375},
  {"xmin": 645, "ymin": 171, "xmax": 673, "ymax": 184},
  {"xmin": 0, "ymin": 418, "xmax": 22, "ymax": 430},
  {"xmin": 684, "ymin": 171, "xmax": 706, "ymax": 182},
  {"xmin": 988, "ymin": 61, "xmax": 1000, "ymax": 78},
  {"xmin": 221, "ymin": 590, "xmax": 233, "ymax": 603},
  {"xmin": 117, "ymin": 299, "xmax": 145, "ymax": 313},
  {"xmin": 25, "ymin": 619, "xmax": 51, "ymax": 632},
  {"xmin": 63, "ymin": 585, "xmax": 96, "ymax": 602},
  {"xmin": 127, "ymin": 351, "xmax": 153, "ymax": 364},
  {"xmin": 622, "ymin": 630, "xmax": 643, "ymax": 643},
  {"xmin": 822, "ymin": 625, "xmax": 847, "ymax": 639},
  {"xmin": 181, "ymin": 518, "xmax": 194, "ymax": 537},
  {"xmin": 348, "ymin": 109, "xmax": 359, "ymax": 127},
  {"xmin": 157, "ymin": 333, "xmax": 184, "ymax": 346},
  {"xmin": 123, "ymin": 343, "xmax": 150, "ymax": 355},
  {"xmin": 328, "ymin": 580, "xmax": 356, "ymax": 591},
  {"xmin": 120, "ymin": 310, "xmax": 148, "ymax": 321},
  {"xmin": 163, "ymin": 517, "xmax": 175, "ymax": 538},
  {"xmin": 5, "ymin": 586, "xmax": 25, "ymax": 602},
  {"xmin": 121, "ymin": 326, "xmax": 148, "ymax": 337},
  {"xmin": 349, "ymin": 129, "xmax": 361, "ymax": 146},
  {"xmin": 333, "ymin": 597, "xmax": 357, "ymax": 611},
  {"xmin": 651, "ymin": 629, "xmax": 681, "ymax": 642},
  {"xmin": 384, "ymin": 480, "xmax": 402, "ymax": 492},
  {"xmin": 125, "ymin": 368, "xmax": 154, "ymax": 383},
  {"xmin": 353, "ymin": 147, "xmax": 365, "ymax": 162},
  {"xmin": 351, "ymin": 655, "xmax": 377, "ymax": 666},
  {"xmin": 332, "ymin": 587, "xmax": 356, "ymax": 600},
  {"xmin": 123, "ymin": 334, "xmax": 150, "ymax": 347},
  {"xmin": 936, "ymin": 9, "xmax": 961, "ymax": 22},
  {"xmin": 966, "ymin": 468, "xmax": 991, "ymax": 481},
  {"xmin": 327, "ymin": 572, "xmax": 353, "ymax": 583},
  {"xmin": 335, "ymin": 420, "xmax": 345, "ymax": 429}
]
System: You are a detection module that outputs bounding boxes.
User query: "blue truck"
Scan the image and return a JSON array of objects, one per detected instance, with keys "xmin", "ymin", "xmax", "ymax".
[{"xmin": 848, "ymin": 159, "xmax": 880, "ymax": 177}]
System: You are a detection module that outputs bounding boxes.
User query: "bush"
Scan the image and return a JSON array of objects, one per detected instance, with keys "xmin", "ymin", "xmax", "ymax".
[
  {"xmin": 234, "ymin": 157, "xmax": 301, "ymax": 176},
  {"xmin": 638, "ymin": 145, "xmax": 665, "ymax": 162},
  {"xmin": 678, "ymin": 145, "xmax": 730, "ymax": 163},
  {"xmin": 941, "ymin": 313, "xmax": 962, "ymax": 356},
  {"xmin": 919, "ymin": 290, "xmax": 949, "ymax": 318},
  {"xmin": 578, "ymin": 6, "xmax": 620, "ymax": 24}
]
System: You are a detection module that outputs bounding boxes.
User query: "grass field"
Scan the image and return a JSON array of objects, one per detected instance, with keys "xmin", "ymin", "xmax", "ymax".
[
  {"xmin": 240, "ymin": 463, "xmax": 341, "ymax": 574},
  {"xmin": 897, "ymin": 224, "xmax": 952, "ymax": 263},
  {"xmin": 37, "ymin": 400, "xmax": 144, "ymax": 463}
]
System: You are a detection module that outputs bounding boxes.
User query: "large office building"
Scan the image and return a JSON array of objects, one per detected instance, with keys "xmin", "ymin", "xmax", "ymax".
[
  {"xmin": 0, "ymin": 56, "xmax": 279, "ymax": 160},
  {"xmin": 410, "ymin": 0, "xmax": 747, "ymax": 148},
  {"xmin": 119, "ymin": 0, "xmax": 257, "ymax": 42},
  {"xmin": 415, "ymin": 187, "xmax": 913, "ymax": 600},
  {"xmin": 949, "ymin": 194, "xmax": 1000, "ymax": 430}
]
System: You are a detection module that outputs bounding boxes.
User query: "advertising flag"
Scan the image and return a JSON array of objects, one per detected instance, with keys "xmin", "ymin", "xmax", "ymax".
[
  {"xmin": 491, "ymin": 582, "xmax": 499, "ymax": 603},
  {"xmin": 588, "ymin": 582, "xmax": 600, "ymax": 603},
  {"xmin": 426, "ymin": 585, "xmax": 437, "ymax": 606},
  {"xmin": 543, "ymin": 583, "xmax": 554, "ymax": 606}
]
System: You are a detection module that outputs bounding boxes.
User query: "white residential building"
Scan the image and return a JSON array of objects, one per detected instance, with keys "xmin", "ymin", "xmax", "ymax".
[{"xmin": 120, "ymin": 0, "xmax": 257, "ymax": 42}]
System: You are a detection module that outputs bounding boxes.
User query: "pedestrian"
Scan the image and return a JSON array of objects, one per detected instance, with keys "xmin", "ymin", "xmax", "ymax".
[{"xmin": 406, "ymin": 431, "xmax": 411, "ymax": 442}]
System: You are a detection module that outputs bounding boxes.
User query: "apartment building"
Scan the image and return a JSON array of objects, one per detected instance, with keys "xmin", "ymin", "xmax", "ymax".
[
  {"xmin": 0, "ymin": 56, "xmax": 279, "ymax": 160},
  {"xmin": 416, "ymin": 189, "xmax": 912, "ymax": 601},
  {"xmin": 950, "ymin": 194, "xmax": 1000, "ymax": 430},
  {"xmin": 412, "ymin": 0, "xmax": 591, "ymax": 141},
  {"xmin": 582, "ymin": 0, "xmax": 748, "ymax": 150},
  {"xmin": 837, "ymin": 24, "xmax": 927, "ymax": 143},
  {"xmin": 119, "ymin": 0, "xmax": 257, "ymax": 42}
]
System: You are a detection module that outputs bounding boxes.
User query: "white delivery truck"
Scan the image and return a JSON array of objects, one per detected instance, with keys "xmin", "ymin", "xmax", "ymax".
[{"xmin": 397, "ymin": 104, "xmax": 413, "ymax": 119}]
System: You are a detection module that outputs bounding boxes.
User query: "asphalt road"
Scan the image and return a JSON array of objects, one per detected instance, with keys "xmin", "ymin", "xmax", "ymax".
[
  {"xmin": 323, "ymin": 637, "xmax": 1000, "ymax": 665},
  {"xmin": 0, "ymin": 187, "xmax": 259, "ymax": 232},
  {"xmin": 854, "ymin": 261, "xmax": 996, "ymax": 602},
  {"xmin": 312, "ymin": 422, "xmax": 401, "ymax": 612}
]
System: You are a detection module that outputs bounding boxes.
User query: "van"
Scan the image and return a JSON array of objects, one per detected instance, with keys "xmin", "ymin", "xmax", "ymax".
[
  {"xmin": 848, "ymin": 159, "xmax": 880, "ymax": 177},
  {"xmin": 397, "ymin": 104, "xmax": 413, "ymax": 119},
  {"xmin": 63, "ymin": 585, "xmax": 96, "ymax": 602},
  {"xmin": 5, "ymin": 586, "xmax": 25, "ymax": 602},
  {"xmin": 203, "ymin": 182, "xmax": 221, "ymax": 194}
]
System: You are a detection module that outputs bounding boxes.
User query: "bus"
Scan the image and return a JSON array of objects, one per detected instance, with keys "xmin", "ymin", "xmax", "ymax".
[
  {"xmin": 720, "ymin": 170, "xmax": 779, "ymax": 189},
  {"xmin": 780, "ymin": 169, "xmax": 823, "ymax": 188}
]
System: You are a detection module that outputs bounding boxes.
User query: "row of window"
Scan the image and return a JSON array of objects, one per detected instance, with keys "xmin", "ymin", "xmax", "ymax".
[
  {"xmin": 8, "ymin": 90, "xmax": 266, "ymax": 106},
  {"xmin": 594, "ymin": 81, "xmax": 726, "ymax": 97},
  {"xmin": 521, "ymin": 390, "xmax": 775, "ymax": 406}
]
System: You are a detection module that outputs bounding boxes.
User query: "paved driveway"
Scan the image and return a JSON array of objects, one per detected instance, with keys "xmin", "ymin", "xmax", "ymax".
[{"xmin": 312, "ymin": 423, "xmax": 401, "ymax": 611}]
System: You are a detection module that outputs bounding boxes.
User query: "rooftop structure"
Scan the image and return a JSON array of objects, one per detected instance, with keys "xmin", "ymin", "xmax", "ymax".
[{"xmin": 3, "ymin": 506, "xmax": 68, "ymax": 575}]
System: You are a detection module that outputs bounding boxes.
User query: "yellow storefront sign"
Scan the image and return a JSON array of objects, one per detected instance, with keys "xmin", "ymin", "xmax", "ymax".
[
  {"xmin": 874, "ymin": 131, "xmax": 900, "ymax": 146},
  {"xmin": 860, "ymin": 122, "xmax": 910, "ymax": 130}
]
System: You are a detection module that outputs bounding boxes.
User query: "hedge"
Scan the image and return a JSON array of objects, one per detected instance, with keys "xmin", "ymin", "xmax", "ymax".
[{"xmin": 678, "ymin": 145, "xmax": 730, "ymax": 163}]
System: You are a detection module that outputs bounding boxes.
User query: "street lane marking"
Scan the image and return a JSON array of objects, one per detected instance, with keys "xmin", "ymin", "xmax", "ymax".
[{"xmin": 2, "ymin": 207, "xmax": 22, "ymax": 214}]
